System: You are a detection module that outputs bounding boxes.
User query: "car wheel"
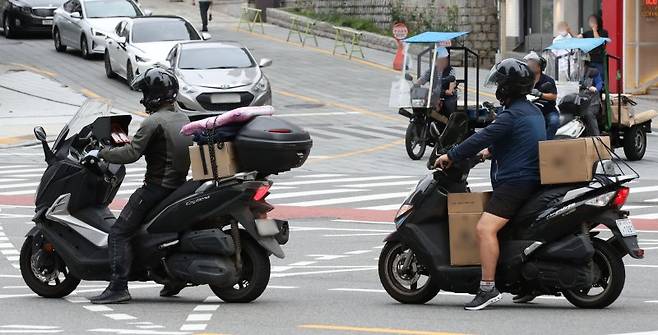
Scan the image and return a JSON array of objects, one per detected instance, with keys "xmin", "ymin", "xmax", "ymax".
[
  {"xmin": 53, "ymin": 28, "xmax": 67, "ymax": 52},
  {"xmin": 126, "ymin": 61, "xmax": 134, "ymax": 89},
  {"xmin": 80, "ymin": 35, "xmax": 91, "ymax": 59},
  {"xmin": 3, "ymin": 14, "xmax": 16, "ymax": 39},
  {"xmin": 104, "ymin": 50, "xmax": 116, "ymax": 79}
]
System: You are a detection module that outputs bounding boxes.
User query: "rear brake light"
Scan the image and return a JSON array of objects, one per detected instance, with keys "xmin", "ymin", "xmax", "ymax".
[
  {"xmin": 253, "ymin": 184, "xmax": 271, "ymax": 201},
  {"xmin": 268, "ymin": 129, "xmax": 291, "ymax": 133},
  {"xmin": 612, "ymin": 187, "xmax": 630, "ymax": 208}
]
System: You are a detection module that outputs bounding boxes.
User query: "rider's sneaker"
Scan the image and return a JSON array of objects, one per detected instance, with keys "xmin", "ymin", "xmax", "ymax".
[
  {"xmin": 464, "ymin": 287, "xmax": 502, "ymax": 311},
  {"xmin": 513, "ymin": 293, "xmax": 537, "ymax": 304},
  {"xmin": 90, "ymin": 287, "xmax": 131, "ymax": 304}
]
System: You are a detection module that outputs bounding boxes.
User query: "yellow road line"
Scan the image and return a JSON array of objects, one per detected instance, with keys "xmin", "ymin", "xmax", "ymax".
[
  {"xmin": 274, "ymin": 89, "xmax": 399, "ymax": 122},
  {"xmin": 241, "ymin": 30, "xmax": 497, "ymax": 99},
  {"xmin": 80, "ymin": 88, "xmax": 102, "ymax": 99},
  {"xmin": 10, "ymin": 63, "xmax": 57, "ymax": 77},
  {"xmin": 308, "ymin": 139, "xmax": 404, "ymax": 161},
  {"xmin": 0, "ymin": 135, "xmax": 34, "ymax": 145},
  {"xmin": 298, "ymin": 324, "xmax": 469, "ymax": 335}
]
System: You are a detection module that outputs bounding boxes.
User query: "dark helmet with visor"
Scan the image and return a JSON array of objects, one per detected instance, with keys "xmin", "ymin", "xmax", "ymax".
[
  {"xmin": 485, "ymin": 58, "xmax": 534, "ymax": 104},
  {"xmin": 130, "ymin": 67, "xmax": 179, "ymax": 113}
]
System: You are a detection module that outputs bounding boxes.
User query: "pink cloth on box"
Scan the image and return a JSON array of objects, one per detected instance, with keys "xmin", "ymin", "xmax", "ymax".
[{"xmin": 181, "ymin": 105, "xmax": 275, "ymax": 135}]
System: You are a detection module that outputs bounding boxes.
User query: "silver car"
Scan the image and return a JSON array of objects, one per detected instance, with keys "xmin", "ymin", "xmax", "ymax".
[
  {"xmin": 52, "ymin": 0, "xmax": 147, "ymax": 59},
  {"xmin": 165, "ymin": 41, "xmax": 272, "ymax": 117}
]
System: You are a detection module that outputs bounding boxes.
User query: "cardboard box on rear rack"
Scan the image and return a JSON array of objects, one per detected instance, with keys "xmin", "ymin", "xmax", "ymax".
[
  {"xmin": 189, "ymin": 142, "xmax": 239, "ymax": 181},
  {"xmin": 447, "ymin": 192, "xmax": 492, "ymax": 266},
  {"xmin": 539, "ymin": 136, "xmax": 611, "ymax": 185}
]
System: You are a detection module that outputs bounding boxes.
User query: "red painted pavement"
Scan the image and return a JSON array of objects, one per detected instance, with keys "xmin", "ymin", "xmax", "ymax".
[{"xmin": 2, "ymin": 195, "xmax": 658, "ymax": 230}]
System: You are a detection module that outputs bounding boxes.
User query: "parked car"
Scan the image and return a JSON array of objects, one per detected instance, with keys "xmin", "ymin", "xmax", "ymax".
[
  {"xmin": 1, "ymin": 0, "xmax": 66, "ymax": 38},
  {"xmin": 165, "ymin": 41, "xmax": 272, "ymax": 117},
  {"xmin": 104, "ymin": 15, "xmax": 209, "ymax": 86},
  {"xmin": 52, "ymin": 0, "xmax": 148, "ymax": 59}
]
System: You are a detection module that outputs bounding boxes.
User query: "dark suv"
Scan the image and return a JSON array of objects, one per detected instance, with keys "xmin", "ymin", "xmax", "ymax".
[{"xmin": 1, "ymin": 0, "xmax": 65, "ymax": 38}]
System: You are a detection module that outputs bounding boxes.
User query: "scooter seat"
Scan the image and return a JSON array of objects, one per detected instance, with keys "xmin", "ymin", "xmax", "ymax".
[{"xmin": 144, "ymin": 180, "xmax": 203, "ymax": 223}]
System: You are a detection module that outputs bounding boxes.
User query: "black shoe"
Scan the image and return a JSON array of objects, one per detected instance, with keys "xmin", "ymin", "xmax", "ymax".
[
  {"xmin": 464, "ymin": 288, "xmax": 502, "ymax": 311},
  {"xmin": 160, "ymin": 282, "xmax": 186, "ymax": 297},
  {"xmin": 201, "ymin": 27, "xmax": 208, "ymax": 32},
  {"xmin": 90, "ymin": 287, "xmax": 131, "ymax": 304},
  {"xmin": 513, "ymin": 293, "xmax": 537, "ymax": 304}
]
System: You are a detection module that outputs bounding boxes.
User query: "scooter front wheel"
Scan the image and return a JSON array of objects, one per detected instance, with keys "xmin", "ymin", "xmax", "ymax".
[
  {"xmin": 378, "ymin": 241, "xmax": 439, "ymax": 304},
  {"xmin": 20, "ymin": 236, "xmax": 80, "ymax": 298},
  {"xmin": 210, "ymin": 234, "xmax": 270, "ymax": 303},
  {"xmin": 405, "ymin": 123, "xmax": 427, "ymax": 160}
]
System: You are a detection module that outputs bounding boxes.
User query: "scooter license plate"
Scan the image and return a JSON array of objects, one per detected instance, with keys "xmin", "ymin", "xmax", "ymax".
[{"xmin": 616, "ymin": 218, "xmax": 637, "ymax": 237}]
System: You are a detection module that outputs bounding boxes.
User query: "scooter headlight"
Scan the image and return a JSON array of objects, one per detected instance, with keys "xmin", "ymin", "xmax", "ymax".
[
  {"xmin": 585, "ymin": 191, "xmax": 616, "ymax": 207},
  {"xmin": 395, "ymin": 204, "xmax": 413, "ymax": 220},
  {"xmin": 411, "ymin": 99, "xmax": 426, "ymax": 108}
]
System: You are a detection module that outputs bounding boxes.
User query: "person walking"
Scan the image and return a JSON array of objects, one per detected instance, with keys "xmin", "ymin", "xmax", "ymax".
[{"xmin": 192, "ymin": 0, "xmax": 212, "ymax": 32}]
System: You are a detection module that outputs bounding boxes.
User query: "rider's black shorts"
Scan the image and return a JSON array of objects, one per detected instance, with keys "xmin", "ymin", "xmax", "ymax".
[{"xmin": 485, "ymin": 181, "xmax": 540, "ymax": 220}]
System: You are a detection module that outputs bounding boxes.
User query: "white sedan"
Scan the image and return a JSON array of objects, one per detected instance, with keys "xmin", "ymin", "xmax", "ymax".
[
  {"xmin": 52, "ymin": 0, "xmax": 148, "ymax": 59},
  {"xmin": 104, "ymin": 15, "xmax": 209, "ymax": 86}
]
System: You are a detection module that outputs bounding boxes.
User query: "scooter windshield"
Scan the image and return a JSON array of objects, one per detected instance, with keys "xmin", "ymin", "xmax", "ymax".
[{"xmin": 53, "ymin": 99, "xmax": 114, "ymax": 149}]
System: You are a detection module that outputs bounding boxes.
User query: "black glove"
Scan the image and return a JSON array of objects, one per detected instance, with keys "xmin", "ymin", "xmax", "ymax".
[{"xmin": 530, "ymin": 89, "xmax": 542, "ymax": 98}]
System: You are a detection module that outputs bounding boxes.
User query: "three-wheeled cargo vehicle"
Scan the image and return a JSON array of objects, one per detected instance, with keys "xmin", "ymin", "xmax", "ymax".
[
  {"xmin": 389, "ymin": 31, "xmax": 495, "ymax": 160},
  {"xmin": 545, "ymin": 37, "xmax": 658, "ymax": 161}
]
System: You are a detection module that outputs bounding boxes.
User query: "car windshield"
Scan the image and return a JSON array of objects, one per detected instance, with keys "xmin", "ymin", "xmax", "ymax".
[
  {"xmin": 178, "ymin": 47, "xmax": 255, "ymax": 70},
  {"xmin": 85, "ymin": 0, "xmax": 141, "ymax": 18},
  {"xmin": 54, "ymin": 100, "xmax": 114, "ymax": 148},
  {"xmin": 132, "ymin": 20, "xmax": 200, "ymax": 43}
]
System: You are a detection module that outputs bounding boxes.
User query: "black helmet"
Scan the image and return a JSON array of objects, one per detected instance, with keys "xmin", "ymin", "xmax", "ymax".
[
  {"xmin": 485, "ymin": 58, "xmax": 534, "ymax": 104},
  {"xmin": 130, "ymin": 67, "xmax": 179, "ymax": 113}
]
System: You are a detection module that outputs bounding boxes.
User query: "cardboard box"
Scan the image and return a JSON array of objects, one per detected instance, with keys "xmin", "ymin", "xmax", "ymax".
[
  {"xmin": 447, "ymin": 192, "xmax": 491, "ymax": 266},
  {"xmin": 610, "ymin": 101, "xmax": 633, "ymax": 127},
  {"xmin": 449, "ymin": 213, "xmax": 482, "ymax": 266},
  {"xmin": 448, "ymin": 192, "xmax": 491, "ymax": 214},
  {"xmin": 539, "ymin": 136, "xmax": 611, "ymax": 185},
  {"xmin": 189, "ymin": 143, "xmax": 238, "ymax": 181}
]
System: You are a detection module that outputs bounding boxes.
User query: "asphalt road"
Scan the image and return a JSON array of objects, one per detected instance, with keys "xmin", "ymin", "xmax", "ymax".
[{"xmin": 1, "ymin": 11, "xmax": 658, "ymax": 335}]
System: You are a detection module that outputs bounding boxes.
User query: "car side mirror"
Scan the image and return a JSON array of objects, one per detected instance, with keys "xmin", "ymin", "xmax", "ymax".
[
  {"xmin": 71, "ymin": 11, "xmax": 81, "ymax": 19},
  {"xmin": 34, "ymin": 126, "xmax": 47, "ymax": 142},
  {"xmin": 201, "ymin": 32, "xmax": 211, "ymax": 40},
  {"xmin": 116, "ymin": 36, "xmax": 127, "ymax": 44},
  {"xmin": 259, "ymin": 58, "xmax": 272, "ymax": 68},
  {"xmin": 143, "ymin": 9, "xmax": 153, "ymax": 16}
]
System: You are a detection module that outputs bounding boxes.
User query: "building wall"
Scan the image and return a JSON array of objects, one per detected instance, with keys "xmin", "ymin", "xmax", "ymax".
[
  {"xmin": 278, "ymin": 0, "xmax": 500, "ymax": 66},
  {"xmin": 624, "ymin": 0, "xmax": 658, "ymax": 92}
]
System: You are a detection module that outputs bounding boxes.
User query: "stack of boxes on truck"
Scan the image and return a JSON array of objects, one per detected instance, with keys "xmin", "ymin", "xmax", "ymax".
[{"xmin": 447, "ymin": 136, "xmax": 611, "ymax": 266}]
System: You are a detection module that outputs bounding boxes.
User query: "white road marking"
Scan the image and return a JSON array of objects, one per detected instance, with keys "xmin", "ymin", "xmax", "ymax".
[
  {"xmin": 0, "ymin": 165, "xmax": 32, "ymax": 170},
  {"xmin": 193, "ymin": 305, "xmax": 219, "ymax": 312},
  {"xmin": 0, "ymin": 182, "xmax": 40, "ymax": 190},
  {"xmin": 332, "ymin": 219, "xmax": 393, "ymax": 225},
  {"xmin": 179, "ymin": 324, "xmax": 206, "ymax": 331},
  {"xmin": 0, "ymin": 330, "xmax": 62, "ymax": 334},
  {"xmin": 1, "ymin": 250, "xmax": 18, "ymax": 255},
  {"xmin": 297, "ymin": 174, "xmax": 347, "ymax": 178},
  {"xmin": 270, "ymin": 267, "xmax": 376, "ymax": 278},
  {"xmin": 282, "ymin": 192, "xmax": 409, "ymax": 207},
  {"xmin": 292, "ymin": 227, "xmax": 390, "ymax": 233},
  {"xmin": 609, "ymin": 331, "xmax": 658, "ymax": 335},
  {"xmin": 88, "ymin": 329, "xmax": 188, "ymax": 334},
  {"xmin": 267, "ymin": 188, "xmax": 367, "ymax": 200},
  {"xmin": 288, "ymin": 261, "xmax": 317, "ymax": 266},
  {"xmin": 0, "ymin": 274, "xmax": 21, "ymax": 278},
  {"xmin": 65, "ymin": 296, "xmax": 90, "ymax": 303},
  {"xmin": 623, "ymin": 205, "xmax": 655, "ymax": 210},
  {"xmin": 344, "ymin": 250, "xmax": 372, "ymax": 255},
  {"xmin": 307, "ymin": 254, "xmax": 348, "ymax": 261},
  {"xmin": 324, "ymin": 233, "xmax": 390, "ymax": 237},
  {"xmin": 631, "ymin": 213, "xmax": 658, "ymax": 219},
  {"xmin": 0, "ymin": 178, "xmax": 25, "ymax": 183},
  {"xmin": 631, "ymin": 186, "xmax": 658, "ymax": 194},
  {"xmin": 185, "ymin": 314, "xmax": 211, "ymax": 322},
  {"xmin": 275, "ymin": 176, "xmax": 415, "ymax": 186},
  {"xmin": 84, "ymin": 305, "xmax": 113, "ymax": 312},
  {"xmin": 0, "ymin": 293, "xmax": 38, "ymax": 299},
  {"xmin": 345, "ymin": 180, "xmax": 418, "ymax": 188},
  {"xmin": 0, "ymin": 326, "xmax": 60, "ymax": 330},
  {"xmin": 359, "ymin": 204, "xmax": 402, "ymax": 211},
  {"xmin": 279, "ymin": 111, "xmax": 360, "ymax": 117},
  {"xmin": 104, "ymin": 314, "xmax": 137, "ymax": 321},
  {"xmin": 271, "ymin": 266, "xmax": 293, "ymax": 272},
  {"xmin": 0, "ymin": 168, "xmax": 45, "ymax": 174},
  {"xmin": 268, "ymin": 285, "xmax": 299, "ymax": 289}
]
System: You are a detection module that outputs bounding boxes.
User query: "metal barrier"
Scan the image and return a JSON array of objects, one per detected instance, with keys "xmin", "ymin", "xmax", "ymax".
[
  {"xmin": 237, "ymin": 7, "xmax": 264, "ymax": 34},
  {"xmin": 286, "ymin": 16, "xmax": 318, "ymax": 47},
  {"xmin": 332, "ymin": 26, "xmax": 364, "ymax": 59}
]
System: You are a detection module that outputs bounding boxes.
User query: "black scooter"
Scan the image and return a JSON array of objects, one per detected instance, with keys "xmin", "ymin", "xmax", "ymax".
[
  {"xmin": 379, "ymin": 113, "xmax": 643, "ymax": 308},
  {"xmin": 20, "ymin": 100, "xmax": 311, "ymax": 303}
]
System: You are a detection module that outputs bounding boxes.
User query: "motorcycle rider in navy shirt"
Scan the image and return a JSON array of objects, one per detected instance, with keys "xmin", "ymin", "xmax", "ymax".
[
  {"xmin": 435, "ymin": 59, "xmax": 547, "ymax": 310},
  {"xmin": 524, "ymin": 52, "xmax": 560, "ymax": 140}
]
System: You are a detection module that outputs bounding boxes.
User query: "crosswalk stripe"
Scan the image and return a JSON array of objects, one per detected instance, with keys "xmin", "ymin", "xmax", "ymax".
[
  {"xmin": 276, "ymin": 176, "xmax": 416, "ymax": 186},
  {"xmin": 268, "ymin": 188, "xmax": 367, "ymax": 200},
  {"xmin": 646, "ymin": 198, "xmax": 658, "ymax": 203},
  {"xmin": 0, "ymin": 182, "xmax": 40, "ymax": 189},
  {"xmin": 631, "ymin": 213, "xmax": 658, "ymax": 219},
  {"xmin": 0, "ymin": 168, "xmax": 45, "ymax": 175},
  {"xmin": 346, "ymin": 180, "xmax": 418, "ymax": 188},
  {"xmin": 0, "ymin": 178, "xmax": 25, "ymax": 183},
  {"xmin": 0, "ymin": 165, "xmax": 32, "ymax": 170},
  {"xmin": 360, "ymin": 204, "xmax": 402, "ymax": 210},
  {"xmin": 630, "ymin": 186, "xmax": 658, "ymax": 194},
  {"xmin": 281, "ymin": 192, "xmax": 409, "ymax": 207},
  {"xmin": 297, "ymin": 174, "xmax": 347, "ymax": 178},
  {"xmin": 0, "ymin": 190, "xmax": 36, "ymax": 196}
]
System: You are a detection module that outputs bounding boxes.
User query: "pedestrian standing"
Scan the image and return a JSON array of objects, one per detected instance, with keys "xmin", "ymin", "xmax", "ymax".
[
  {"xmin": 192, "ymin": 0, "xmax": 212, "ymax": 32},
  {"xmin": 552, "ymin": 21, "xmax": 575, "ymax": 81},
  {"xmin": 578, "ymin": 15, "xmax": 609, "ymax": 87}
]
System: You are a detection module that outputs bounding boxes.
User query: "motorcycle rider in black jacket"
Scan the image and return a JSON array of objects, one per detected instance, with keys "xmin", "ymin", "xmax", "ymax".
[{"xmin": 89, "ymin": 68, "xmax": 192, "ymax": 304}]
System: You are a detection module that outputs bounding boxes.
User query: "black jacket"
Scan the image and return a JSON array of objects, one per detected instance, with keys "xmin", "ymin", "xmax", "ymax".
[{"xmin": 100, "ymin": 106, "xmax": 192, "ymax": 189}]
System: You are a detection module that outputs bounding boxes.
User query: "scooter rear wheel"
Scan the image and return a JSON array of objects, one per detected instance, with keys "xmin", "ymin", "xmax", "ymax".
[
  {"xmin": 210, "ymin": 234, "xmax": 270, "ymax": 303},
  {"xmin": 20, "ymin": 236, "xmax": 80, "ymax": 298},
  {"xmin": 378, "ymin": 241, "xmax": 439, "ymax": 304},
  {"xmin": 563, "ymin": 239, "xmax": 625, "ymax": 309}
]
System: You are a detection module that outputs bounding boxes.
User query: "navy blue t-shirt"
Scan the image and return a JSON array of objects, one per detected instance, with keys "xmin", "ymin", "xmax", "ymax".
[{"xmin": 534, "ymin": 74, "xmax": 558, "ymax": 114}]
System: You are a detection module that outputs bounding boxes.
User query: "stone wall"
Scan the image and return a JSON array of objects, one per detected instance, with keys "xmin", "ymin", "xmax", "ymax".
[{"xmin": 275, "ymin": 0, "xmax": 499, "ymax": 66}]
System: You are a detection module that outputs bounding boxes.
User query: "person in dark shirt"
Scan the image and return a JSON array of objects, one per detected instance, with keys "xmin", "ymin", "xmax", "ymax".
[
  {"xmin": 524, "ymin": 52, "xmax": 559, "ymax": 139},
  {"xmin": 416, "ymin": 47, "xmax": 458, "ymax": 116},
  {"xmin": 579, "ymin": 14, "xmax": 609, "ymax": 88}
]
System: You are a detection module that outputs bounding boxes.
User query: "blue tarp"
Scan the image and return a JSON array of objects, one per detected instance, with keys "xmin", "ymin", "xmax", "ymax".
[
  {"xmin": 404, "ymin": 32, "xmax": 468, "ymax": 44},
  {"xmin": 545, "ymin": 37, "xmax": 610, "ymax": 53}
]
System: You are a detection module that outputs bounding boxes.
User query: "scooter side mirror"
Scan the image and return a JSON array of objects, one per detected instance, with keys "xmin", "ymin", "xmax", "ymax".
[
  {"xmin": 404, "ymin": 73, "xmax": 414, "ymax": 81},
  {"xmin": 34, "ymin": 126, "xmax": 47, "ymax": 142}
]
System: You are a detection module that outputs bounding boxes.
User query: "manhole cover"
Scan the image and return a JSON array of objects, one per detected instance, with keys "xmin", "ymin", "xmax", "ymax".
[{"xmin": 284, "ymin": 103, "xmax": 325, "ymax": 109}]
